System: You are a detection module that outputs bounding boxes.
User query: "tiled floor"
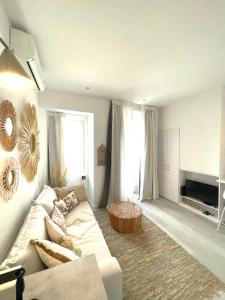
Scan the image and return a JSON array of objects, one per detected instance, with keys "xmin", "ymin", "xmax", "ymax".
[{"xmin": 138, "ymin": 197, "xmax": 225, "ymax": 284}]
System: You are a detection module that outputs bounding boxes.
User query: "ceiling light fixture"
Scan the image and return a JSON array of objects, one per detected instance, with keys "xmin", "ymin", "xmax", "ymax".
[{"xmin": 0, "ymin": 37, "xmax": 34, "ymax": 90}]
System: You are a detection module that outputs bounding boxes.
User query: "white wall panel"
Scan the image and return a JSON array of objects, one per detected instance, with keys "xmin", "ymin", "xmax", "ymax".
[{"xmin": 159, "ymin": 88, "xmax": 222, "ymax": 176}]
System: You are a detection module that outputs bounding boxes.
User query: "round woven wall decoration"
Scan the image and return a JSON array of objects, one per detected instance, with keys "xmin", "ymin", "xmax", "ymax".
[
  {"xmin": 0, "ymin": 100, "xmax": 17, "ymax": 151},
  {"xmin": 18, "ymin": 103, "xmax": 40, "ymax": 182},
  {"xmin": 0, "ymin": 157, "xmax": 19, "ymax": 200}
]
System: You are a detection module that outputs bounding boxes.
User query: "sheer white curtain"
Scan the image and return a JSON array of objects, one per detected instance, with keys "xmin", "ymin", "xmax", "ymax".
[
  {"xmin": 109, "ymin": 100, "xmax": 135, "ymax": 202},
  {"xmin": 62, "ymin": 114, "xmax": 86, "ymax": 185},
  {"xmin": 122, "ymin": 104, "xmax": 137, "ymax": 200},
  {"xmin": 140, "ymin": 106, "xmax": 159, "ymax": 200},
  {"xmin": 48, "ymin": 112, "xmax": 67, "ymax": 187},
  {"xmin": 48, "ymin": 112, "xmax": 87, "ymax": 188}
]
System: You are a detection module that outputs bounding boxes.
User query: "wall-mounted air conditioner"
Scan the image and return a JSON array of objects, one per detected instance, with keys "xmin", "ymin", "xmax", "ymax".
[{"xmin": 10, "ymin": 28, "xmax": 45, "ymax": 92}]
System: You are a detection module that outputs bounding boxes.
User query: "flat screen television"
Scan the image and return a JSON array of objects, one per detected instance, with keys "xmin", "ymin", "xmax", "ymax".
[{"xmin": 181, "ymin": 179, "xmax": 218, "ymax": 208}]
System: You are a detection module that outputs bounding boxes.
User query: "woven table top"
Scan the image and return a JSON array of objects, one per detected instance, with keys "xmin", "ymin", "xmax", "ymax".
[{"xmin": 107, "ymin": 201, "xmax": 142, "ymax": 219}]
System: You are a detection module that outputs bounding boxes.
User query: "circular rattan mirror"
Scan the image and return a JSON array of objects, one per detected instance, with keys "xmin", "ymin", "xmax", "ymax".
[
  {"xmin": 0, "ymin": 157, "xmax": 19, "ymax": 200},
  {"xmin": 5, "ymin": 117, "xmax": 13, "ymax": 136},
  {"xmin": 0, "ymin": 100, "xmax": 17, "ymax": 151},
  {"xmin": 18, "ymin": 103, "xmax": 40, "ymax": 182},
  {"xmin": 30, "ymin": 134, "xmax": 37, "ymax": 154}
]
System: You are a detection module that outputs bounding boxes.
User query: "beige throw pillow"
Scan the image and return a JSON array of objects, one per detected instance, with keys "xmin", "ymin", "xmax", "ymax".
[
  {"xmin": 45, "ymin": 216, "xmax": 65, "ymax": 244},
  {"xmin": 51, "ymin": 205, "xmax": 66, "ymax": 232},
  {"xmin": 31, "ymin": 239, "xmax": 79, "ymax": 268},
  {"xmin": 54, "ymin": 184, "xmax": 88, "ymax": 202},
  {"xmin": 60, "ymin": 236, "xmax": 82, "ymax": 257}
]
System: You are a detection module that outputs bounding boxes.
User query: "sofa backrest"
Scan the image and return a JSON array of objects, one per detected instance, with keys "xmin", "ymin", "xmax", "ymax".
[
  {"xmin": 33, "ymin": 184, "xmax": 57, "ymax": 215},
  {"xmin": 0, "ymin": 205, "xmax": 49, "ymax": 275},
  {"xmin": 54, "ymin": 184, "xmax": 88, "ymax": 202}
]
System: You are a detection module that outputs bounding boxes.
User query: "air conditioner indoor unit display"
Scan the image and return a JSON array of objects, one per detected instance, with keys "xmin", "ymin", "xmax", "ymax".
[{"xmin": 10, "ymin": 28, "xmax": 45, "ymax": 92}]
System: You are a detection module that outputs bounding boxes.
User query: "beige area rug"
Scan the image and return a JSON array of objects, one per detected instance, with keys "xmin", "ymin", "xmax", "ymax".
[{"xmin": 94, "ymin": 209, "xmax": 225, "ymax": 300}]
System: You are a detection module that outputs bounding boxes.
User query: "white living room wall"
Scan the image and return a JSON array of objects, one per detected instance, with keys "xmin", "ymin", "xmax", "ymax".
[
  {"xmin": 0, "ymin": 4, "xmax": 48, "ymax": 262},
  {"xmin": 159, "ymin": 88, "xmax": 222, "ymax": 176},
  {"xmin": 39, "ymin": 89, "xmax": 110, "ymax": 208}
]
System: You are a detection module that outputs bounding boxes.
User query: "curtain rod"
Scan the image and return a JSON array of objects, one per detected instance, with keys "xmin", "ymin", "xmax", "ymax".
[
  {"xmin": 0, "ymin": 37, "xmax": 10, "ymax": 49},
  {"xmin": 112, "ymin": 99, "xmax": 157, "ymax": 110}
]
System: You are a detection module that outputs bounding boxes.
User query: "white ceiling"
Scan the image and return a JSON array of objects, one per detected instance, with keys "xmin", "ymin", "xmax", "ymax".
[{"xmin": 2, "ymin": 0, "xmax": 225, "ymax": 105}]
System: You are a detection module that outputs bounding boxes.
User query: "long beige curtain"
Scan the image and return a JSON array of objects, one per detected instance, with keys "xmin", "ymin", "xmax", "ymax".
[
  {"xmin": 108, "ymin": 100, "xmax": 134, "ymax": 202},
  {"xmin": 108, "ymin": 101, "xmax": 159, "ymax": 203},
  {"xmin": 140, "ymin": 106, "xmax": 159, "ymax": 200},
  {"xmin": 48, "ymin": 112, "xmax": 67, "ymax": 187}
]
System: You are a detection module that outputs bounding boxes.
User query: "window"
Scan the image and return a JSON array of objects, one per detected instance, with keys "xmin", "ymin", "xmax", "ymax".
[
  {"xmin": 62, "ymin": 114, "xmax": 88, "ymax": 185},
  {"xmin": 120, "ymin": 106, "xmax": 144, "ymax": 200}
]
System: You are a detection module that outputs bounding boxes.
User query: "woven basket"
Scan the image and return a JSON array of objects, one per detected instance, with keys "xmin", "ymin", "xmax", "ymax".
[{"xmin": 107, "ymin": 201, "xmax": 142, "ymax": 233}]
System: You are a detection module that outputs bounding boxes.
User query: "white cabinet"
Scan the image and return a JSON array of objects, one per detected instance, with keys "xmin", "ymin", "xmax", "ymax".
[{"xmin": 158, "ymin": 128, "xmax": 180, "ymax": 203}]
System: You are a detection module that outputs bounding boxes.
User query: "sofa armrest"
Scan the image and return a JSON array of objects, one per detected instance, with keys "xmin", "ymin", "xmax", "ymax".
[{"xmin": 97, "ymin": 257, "xmax": 122, "ymax": 300}]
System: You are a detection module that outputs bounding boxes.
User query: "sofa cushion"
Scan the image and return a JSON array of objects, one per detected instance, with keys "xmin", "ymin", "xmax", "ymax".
[
  {"xmin": 54, "ymin": 184, "xmax": 88, "ymax": 202},
  {"xmin": 65, "ymin": 200, "xmax": 112, "ymax": 262},
  {"xmin": 33, "ymin": 185, "xmax": 57, "ymax": 215},
  {"xmin": 67, "ymin": 222, "xmax": 111, "ymax": 262},
  {"xmin": 66, "ymin": 221, "xmax": 96, "ymax": 239},
  {"xmin": 0, "ymin": 205, "xmax": 48, "ymax": 275},
  {"xmin": 31, "ymin": 239, "xmax": 79, "ymax": 268},
  {"xmin": 65, "ymin": 201, "xmax": 95, "ymax": 226}
]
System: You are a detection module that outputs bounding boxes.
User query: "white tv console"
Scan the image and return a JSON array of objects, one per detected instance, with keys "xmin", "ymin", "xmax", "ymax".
[{"xmin": 179, "ymin": 170, "xmax": 220, "ymax": 224}]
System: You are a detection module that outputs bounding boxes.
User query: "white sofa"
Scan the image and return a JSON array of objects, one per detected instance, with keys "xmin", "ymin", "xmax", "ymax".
[{"xmin": 0, "ymin": 186, "xmax": 122, "ymax": 300}]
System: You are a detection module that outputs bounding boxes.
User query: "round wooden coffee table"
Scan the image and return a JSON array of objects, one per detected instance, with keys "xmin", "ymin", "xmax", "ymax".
[{"xmin": 107, "ymin": 201, "xmax": 142, "ymax": 233}]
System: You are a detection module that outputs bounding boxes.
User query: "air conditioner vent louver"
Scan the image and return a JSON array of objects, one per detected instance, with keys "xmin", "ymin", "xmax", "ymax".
[{"xmin": 10, "ymin": 28, "xmax": 45, "ymax": 92}]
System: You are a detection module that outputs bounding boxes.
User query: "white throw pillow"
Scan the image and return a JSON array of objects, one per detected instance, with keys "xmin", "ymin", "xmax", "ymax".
[
  {"xmin": 0, "ymin": 205, "xmax": 48, "ymax": 275},
  {"xmin": 31, "ymin": 239, "xmax": 79, "ymax": 268},
  {"xmin": 33, "ymin": 185, "xmax": 57, "ymax": 215}
]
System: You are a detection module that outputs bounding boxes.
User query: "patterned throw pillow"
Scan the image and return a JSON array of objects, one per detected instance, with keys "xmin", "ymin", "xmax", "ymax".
[
  {"xmin": 45, "ymin": 216, "xmax": 66, "ymax": 244},
  {"xmin": 54, "ymin": 191, "xmax": 79, "ymax": 216},
  {"xmin": 63, "ymin": 191, "xmax": 79, "ymax": 210},
  {"xmin": 30, "ymin": 239, "xmax": 79, "ymax": 268},
  {"xmin": 60, "ymin": 236, "xmax": 82, "ymax": 257},
  {"xmin": 54, "ymin": 199, "xmax": 68, "ymax": 216},
  {"xmin": 51, "ymin": 205, "xmax": 66, "ymax": 232}
]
